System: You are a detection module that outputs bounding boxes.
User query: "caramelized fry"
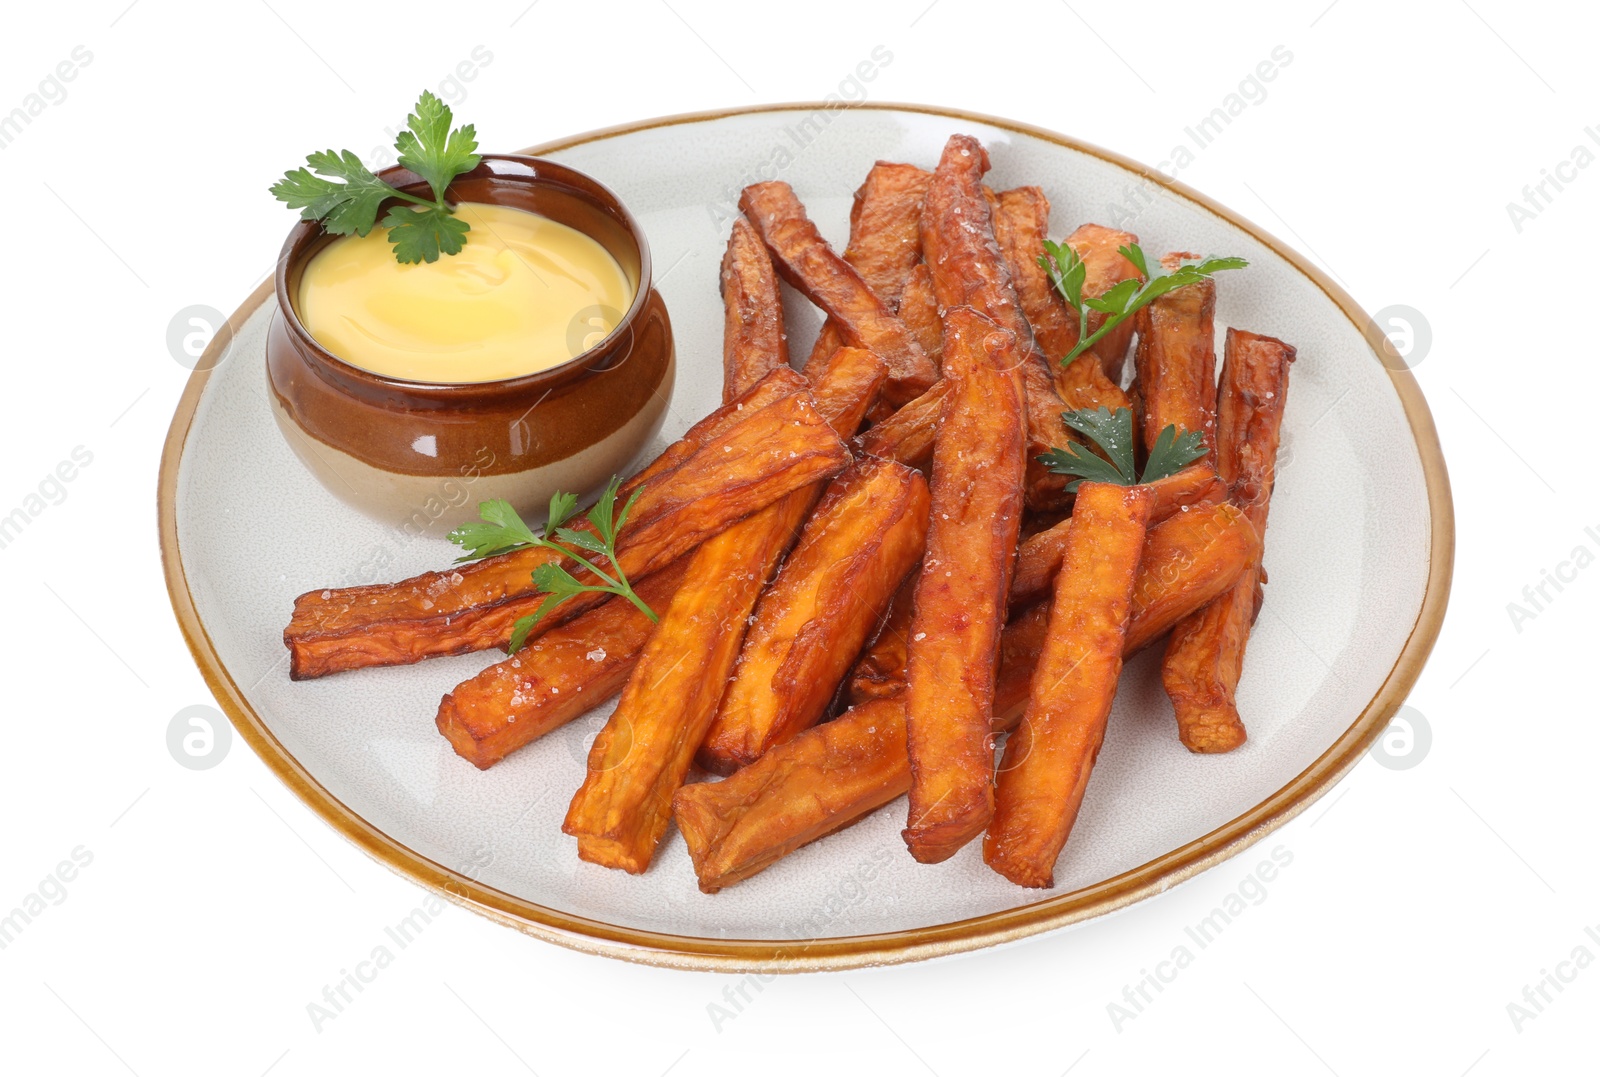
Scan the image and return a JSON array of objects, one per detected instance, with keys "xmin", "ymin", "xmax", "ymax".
[
  {"xmin": 921, "ymin": 135, "xmax": 1073, "ymax": 510},
  {"xmin": 740, "ymin": 181, "xmax": 935, "ymax": 403},
  {"xmin": 992, "ymin": 187, "xmax": 1076, "ymax": 362},
  {"xmin": 720, "ymin": 216, "xmax": 788, "ymax": 396},
  {"xmin": 902, "ymin": 307, "xmax": 1026, "ymax": 864},
  {"xmin": 897, "ymin": 262, "xmax": 942, "ymax": 366},
  {"xmin": 1133, "ymin": 251, "xmax": 1217, "ymax": 458},
  {"xmin": 673, "ymin": 606, "xmax": 1050, "ymax": 893},
  {"xmin": 1124, "ymin": 499, "xmax": 1262, "ymax": 655},
  {"xmin": 985, "ymin": 483, "xmax": 1153, "ymax": 888},
  {"xmin": 1054, "ymin": 353, "xmax": 1132, "ymax": 415},
  {"xmin": 1162, "ymin": 329, "xmax": 1296, "ymax": 752},
  {"xmin": 678, "ymin": 697, "xmax": 910, "ymax": 892},
  {"xmin": 807, "ymin": 163, "xmax": 932, "ymax": 368},
  {"xmin": 852, "ymin": 379, "xmax": 949, "ymax": 469},
  {"xmin": 560, "ymin": 348, "xmax": 886, "ymax": 873},
  {"xmin": 284, "ymin": 368, "xmax": 849, "ymax": 679},
  {"xmin": 1009, "ymin": 464, "xmax": 1224, "ymax": 608},
  {"xmin": 435, "ymin": 559, "xmax": 691, "ymax": 770},
  {"xmin": 845, "ymin": 570, "xmax": 918, "ymax": 705},
  {"xmin": 1066, "ymin": 224, "xmax": 1143, "ymax": 383},
  {"xmin": 1008, "ymin": 496, "xmax": 1259, "ymax": 652},
  {"xmin": 698, "ymin": 456, "xmax": 929, "ymax": 774}
]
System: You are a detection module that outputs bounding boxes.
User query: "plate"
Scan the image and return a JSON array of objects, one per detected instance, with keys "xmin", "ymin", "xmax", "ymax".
[{"xmin": 159, "ymin": 103, "xmax": 1453, "ymax": 971}]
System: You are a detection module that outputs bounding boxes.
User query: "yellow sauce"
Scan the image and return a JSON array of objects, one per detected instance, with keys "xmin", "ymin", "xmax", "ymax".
[{"xmin": 297, "ymin": 202, "xmax": 633, "ymax": 383}]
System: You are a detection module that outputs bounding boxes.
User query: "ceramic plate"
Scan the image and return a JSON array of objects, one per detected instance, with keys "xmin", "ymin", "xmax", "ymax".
[{"xmin": 160, "ymin": 104, "xmax": 1452, "ymax": 971}]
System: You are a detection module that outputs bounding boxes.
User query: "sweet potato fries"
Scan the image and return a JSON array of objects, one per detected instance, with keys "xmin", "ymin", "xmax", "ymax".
[{"xmin": 287, "ymin": 131, "xmax": 1302, "ymax": 905}]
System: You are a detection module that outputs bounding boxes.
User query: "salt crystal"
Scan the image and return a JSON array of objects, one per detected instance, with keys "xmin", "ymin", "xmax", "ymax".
[
  {"xmin": 586, "ymin": 647, "xmax": 608, "ymax": 662},
  {"xmin": 321, "ymin": 590, "xmax": 332, "ymax": 600},
  {"xmin": 914, "ymin": 632, "xmax": 927, "ymax": 641}
]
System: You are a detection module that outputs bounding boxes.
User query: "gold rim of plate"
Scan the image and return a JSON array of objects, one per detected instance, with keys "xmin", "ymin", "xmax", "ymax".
[{"xmin": 158, "ymin": 102, "xmax": 1455, "ymax": 973}]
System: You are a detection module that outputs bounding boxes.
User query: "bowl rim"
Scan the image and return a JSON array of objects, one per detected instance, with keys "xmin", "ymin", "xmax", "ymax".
[
  {"xmin": 272, "ymin": 152, "xmax": 654, "ymax": 397},
  {"xmin": 160, "ymin": 101, "xmax": 1455, "ymax": 973}
]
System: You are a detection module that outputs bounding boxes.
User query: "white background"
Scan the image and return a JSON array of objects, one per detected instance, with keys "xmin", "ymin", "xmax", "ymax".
[{"xmin": 0, "ymin": 1, "xmax": 1591, "ymax": 1073}]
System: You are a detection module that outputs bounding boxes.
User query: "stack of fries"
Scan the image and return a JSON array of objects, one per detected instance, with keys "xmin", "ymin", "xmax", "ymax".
[{"xmin": 284, "ymin": 133, "xmax": 1295, "ymax": 893}]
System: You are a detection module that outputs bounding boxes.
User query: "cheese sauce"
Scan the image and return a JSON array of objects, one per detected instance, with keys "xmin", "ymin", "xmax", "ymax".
[{"xmin": 297, "ymin": 202, "xmax": 633, "ymax": 383}]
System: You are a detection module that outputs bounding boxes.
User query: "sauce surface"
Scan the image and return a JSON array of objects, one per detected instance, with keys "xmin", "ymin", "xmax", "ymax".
[{"xmin": 297, "ymin": 202, "xmax": 633, "ymax": 383}]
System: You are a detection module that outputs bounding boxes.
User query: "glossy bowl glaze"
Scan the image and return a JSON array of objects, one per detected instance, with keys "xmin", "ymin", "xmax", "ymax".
[{"xmin": 267, "ymin": 154, "xmax": 674, "ymax": 531}]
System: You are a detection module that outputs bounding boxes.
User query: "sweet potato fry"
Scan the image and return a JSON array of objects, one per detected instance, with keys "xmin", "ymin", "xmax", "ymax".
[
  {"xmin": 902, "ymin": 307, "xmax": 1026, "ymax": 864},
  {"xmin": 845, "ymin": 570, "xmax": 918, "ymax": 705},
  {"xmin": 1124, "ymin": 499, "xmax": 1262, "ymax": 655},
  {"xmin": 897, "ymin": 262, "xmax": 942, "ymax": 366},
  {"xmin": 1008, "ymin": 464, "xmax": 1223, "ymax": 608},
  {"xmin": 698, "ymin": 456, "xmax": 930, "ymax": 773},
  {"xmin": 720, "ymin": 216, "xmax": 788, "ymax": 396},
  {"xmin": 807, "ymin": 163, "xmax": 932, "ymax": 368},
  {"xmin": 1134, "ymin": 251, "xmax": 1217, "ymax": 459},
  {"xmin": 1054, "ymin": 353, "xmax": 1132, "ymax": 416},
  {"xmin": 673, "ymin": 604, "xmax": 1050, "ymax": 893},
  {"xmin": 677, "ymin": 697, "xmax": 910, "ymax": 893},
  {"xmin": 1008, "ymin": 496, "xmax": 1259, "ymax": 653},
  {"xmin": 560, "ymin": 346, "xmax": 887, "ymax": 872},
  {"xmin": 1066, "ymin": 223, "xmax": 1143, "ymax": 383},
  {"xmin": 920, "ymin": 134, "xmax": 1073, "ymax": 510},
  {"xmin": 992, "ymin": 187, "xmax": 1076, "ymax": 362},
  {"xmin": 740, "ymin": 181, "xmax": 935, "ymax": 404},
  {"xmin": 985, "ymin": 483, "xmax": 1153, "ymax": 888},
  {"xmin": 435, "ymin": 559, "xmax": 692, "ymax": 770},
  {"xmin": 562, "ymin": 500, "xmax": 798, "ymax": 872},
  {"xmin": 1162, "ymin": 329, "xmax": 1296, "ymax": 752},
  {"xmin": 438, "ymin": 348, "xmax": 887, "ymax": 773},
  {"xmin": 852, "ymin": 378, "xmax": 949, "ymax": 469},
  {"xmin": 283, "ymin": 368, "xmax": 849, "ymax": 679}
]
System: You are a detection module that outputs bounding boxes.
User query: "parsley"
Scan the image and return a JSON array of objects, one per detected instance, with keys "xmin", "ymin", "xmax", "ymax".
[
  {"xmin": 448, "ymin": 478, "xmax": 656, "ymax": 654},
  {"xmin": 1037, "ymin": 240, "xmax": 1248, "ymax": 366},
  {"xmin": 271, "ymin": 91, "xmax": 482, "ymax": 264},
  {"xmin": 1038, "ymin": 407, "xmax": 1206, "ymax": 492}
]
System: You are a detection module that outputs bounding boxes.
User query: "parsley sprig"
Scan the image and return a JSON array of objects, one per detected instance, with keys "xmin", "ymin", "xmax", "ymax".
[
  {"xmin": 271, "ymin": 91, "xmax": 482, "ymax": 264},
  {"xmin": 449, "ymin": 478, "xmax": 656, "ymax": 654},
  {"xmin": 1038, "ymin": 407, "xmax": 1206, "ymax": 492},
  {"xmin": 1038, "ymin": 241, "xmax": 1248, "ymax": 365}
]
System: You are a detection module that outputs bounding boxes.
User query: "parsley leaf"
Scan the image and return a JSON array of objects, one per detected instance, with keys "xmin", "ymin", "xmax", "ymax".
[
  {"xmin": 1038, "ymin": 407, "xmax": 1207, "ymax": 491},
  {"xmin": 448, "ymin": 479, "xmax": 658, "ymax": 654},
  {"xmin": 1041, "ymin": 241, "xmax": 1249, "ymax": 366},
  {"xmin": 382, "ymin": 203, "xmax": 470, "ymax": 265},
  {"xmin": 271, "ymin": 90, "xmax": 482, "ymax": 265},
  {"xmin": 396, "ymin": 90, "xmax": 481, "ymax": 204},
  {"xmin": 447, "ymin": 497, "xmax": 539, "ymax": 560},
  {"xmin": 1142, "ymin": 423, "xmax": 1208, "ymax": 484},
  {"xmin": 270, "ymin": 150, "xmax": 394, "ymax": 237}
]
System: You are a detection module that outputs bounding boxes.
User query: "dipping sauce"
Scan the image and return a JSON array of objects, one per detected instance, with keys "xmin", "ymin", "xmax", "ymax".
[{"xmin": 296, "ymin": 202, "xmax": 634, "ymax": 383}]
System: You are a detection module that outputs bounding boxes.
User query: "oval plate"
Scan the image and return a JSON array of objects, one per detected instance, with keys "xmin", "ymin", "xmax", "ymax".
[{"xmin": 159, "ymin": 103, "xmax": 1452, "ymax": 972}]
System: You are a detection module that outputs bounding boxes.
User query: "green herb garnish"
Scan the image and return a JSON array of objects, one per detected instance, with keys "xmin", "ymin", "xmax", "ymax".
[
  {"xmin": 1038, "ymin": 241, "xmax": 1248, "ymax": 365},
  {"xmin": 449, "ymin": 478, "xmax": 656, "ymax": 654},
  {"xmin": 271, "ymin": 90, "xmax": 481, "ymax": 264},
  {"xmin": 1038, "ymin": 407, "xmax": 1206, "ymax": 492}
]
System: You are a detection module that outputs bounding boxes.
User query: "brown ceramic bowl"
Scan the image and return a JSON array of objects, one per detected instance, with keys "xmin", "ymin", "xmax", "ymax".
[{"xmin": 267, "ymin": 154, "xmax": 674, "ymax": 532}]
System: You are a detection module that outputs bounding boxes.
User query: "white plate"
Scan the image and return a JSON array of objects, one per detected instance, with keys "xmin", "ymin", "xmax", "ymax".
[{"xmin": 160, "ymin": 104, "xmax": 1452, "ymax": 971}]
